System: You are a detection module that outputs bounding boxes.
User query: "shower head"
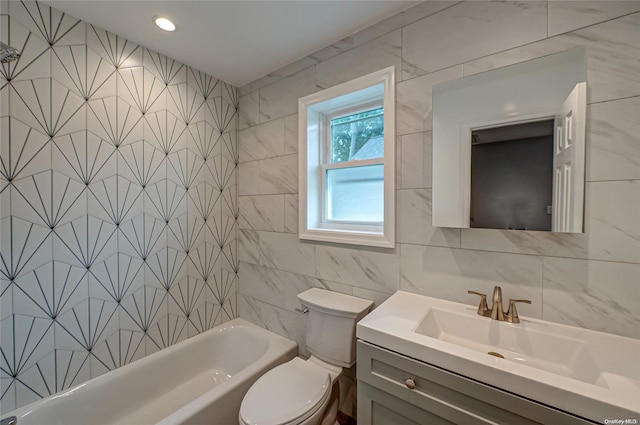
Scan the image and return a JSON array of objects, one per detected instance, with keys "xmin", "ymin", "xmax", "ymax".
[{"xmin": 0, "ymin": 41, "xmax": 20, "ymax": 63}]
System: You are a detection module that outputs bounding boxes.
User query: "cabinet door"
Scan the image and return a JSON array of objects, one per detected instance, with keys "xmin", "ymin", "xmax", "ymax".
[{"xmin": 359, "ymin": 382, "xmax": 453, "ymax": 425}]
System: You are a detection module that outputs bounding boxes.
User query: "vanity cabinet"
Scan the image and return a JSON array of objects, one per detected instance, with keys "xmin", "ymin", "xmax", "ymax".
[{"xmin": 357, "ymin": 341, "xmax": 596, "ymax": 425}]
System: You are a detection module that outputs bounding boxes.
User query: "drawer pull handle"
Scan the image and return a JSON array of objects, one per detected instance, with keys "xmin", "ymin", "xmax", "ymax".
[{"xmin": 405, "ymin": 377, "xmax": 416, "ymax": 390}]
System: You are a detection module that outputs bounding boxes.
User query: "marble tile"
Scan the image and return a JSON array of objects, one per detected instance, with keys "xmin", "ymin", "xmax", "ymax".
[
  {"xmin": 315, "ymin": 244, "xmax": 399, "ymax": 293},
  {"xmin": 238, "ymin": 91, "xmax": 259, "ymax": 131},
  {"xmin": 310, "ymin": 2, "xmax": 459, "ymax": 67},
  {"xmin": 238, "ymin": 294, "xmax": 304, "ymax": 351},
  {"xmin": 239, "ymin": 56, "xmax": 319, "ymax": 97},
  {"xmin": 259, "ymin": 154, "xmax": 298, "ymax": 195},
  {"xmin": 396, "ymin": 66, "xmax": 463, "ymax": 135},
  {"xmin": 238, "ymin": 161, "xmax": 260, "ymax": 196},
  {"xmin": 461, "ymin": 181, "xmax": 640, "ymax": 263},
  {"xmin": 586, "ymin": 96, "xmax": 640, "ymax": 182},
  {"xmin": 260, "ymin": 231, "xmax": 315, "ymax": 276},
  {"xmin": 548, "ymin": 1, "xmax": 640, "ymax": 37},
  {"xmin": 238, "ymin": 228, "xmax": 260, "ymax": 266},
  {"xmin": 238, "ymin": 118, "xmax": 285, "ymax": 163},
  {"xmin": 237, "ymin": 1, "xmax": 457, "ymax": 95},
  {"xmin": 316, "ymin": 30, "xmax": 402, "ymax": 89},
  {"xmin": 284, "ymin": 114, "xmax": 298, "ymax": 154},
  {"xmin": 585, "ymin": 180, "xmax": 640, "ymax": 264},
  {"xmin": 464, "ymin": 13, "xmax": 640, "ymax": 104},
  {"xmin": 543, "ymin": 257, "xmax": 640, "ymax": 339},
  {"xmin": 399, "ymin": 132, "xmax": 432, "ymax": 189},
  {"xmin": 461, "ymin": 227, "xmax": 588, "ymax": 259},
  {"xmin": 238, "ymin": 195, "xmax": 284, "ymax": 232},
  {"xmin": 352, "ymin": 287, "xmax": 392, "ymax": 309},
  {"xmin": 284, "ymin": 194, "xmax": 298, "ymax": 234},
  {"xmin": 402, "ymin": 1, "xmax": 547, "ymax": 79},
  {"xmin": 280, "ymin": 272, "xmax": 352, "ymax": 313},
  {"xmin": 399, "ymin": 244, "xmax": 543, "ymax": 318},
  {"xmin": 259, "ymin": 67, "xmax": 320, "ymax": 123},
  {"xmin": 238, "ymin": 261, "xmax": 286, "ymax": 308},
  {"xmin": 397, "ymin": 189, "xmax": 461, "ymax": 247}
]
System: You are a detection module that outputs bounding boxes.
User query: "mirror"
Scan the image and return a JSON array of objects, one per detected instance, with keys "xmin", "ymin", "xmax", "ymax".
[{"xmin": 432, "ymin": 48, "xmax": 587, "ymax": 233}]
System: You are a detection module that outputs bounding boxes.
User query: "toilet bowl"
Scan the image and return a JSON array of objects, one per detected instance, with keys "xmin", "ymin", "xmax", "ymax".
[{"xmin": 239, "ymin": 289, "xmax": 372, "ymax": 425}]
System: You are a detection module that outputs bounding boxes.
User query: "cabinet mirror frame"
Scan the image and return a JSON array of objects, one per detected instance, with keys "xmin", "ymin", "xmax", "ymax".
[{"xmin": 432, "ymin": 47, "xmax": 587, "ymax": 233}]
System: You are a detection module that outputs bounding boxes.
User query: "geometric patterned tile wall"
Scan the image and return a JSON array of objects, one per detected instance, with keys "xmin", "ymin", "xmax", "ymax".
[{"xmin": 0, "ymin": 1, "xmax": 238, "ymax": 413}]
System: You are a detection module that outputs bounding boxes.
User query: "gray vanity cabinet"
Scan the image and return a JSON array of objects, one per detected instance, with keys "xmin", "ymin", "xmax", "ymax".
[{"xmin": 357, "ymin": 341, "xmax": 596, "ymax": 425}]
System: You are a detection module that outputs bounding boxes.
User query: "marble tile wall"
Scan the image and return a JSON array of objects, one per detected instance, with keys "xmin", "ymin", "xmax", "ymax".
[
  {"xmin": 0, "ymin": 1, "xmax": 238, "ymax": 413},
  {"xmin": 237, "ymin": 0, "xmax": 640, "ymax": 365}
]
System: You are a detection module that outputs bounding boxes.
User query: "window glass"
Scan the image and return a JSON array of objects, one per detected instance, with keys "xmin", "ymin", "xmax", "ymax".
[
  {"xmin": 330, "ymin": 107, "xmax": 384, "ymax": 163},
  {"xmin": 326, "ymin": 164, "xmax": 384, "ymax": 222}
]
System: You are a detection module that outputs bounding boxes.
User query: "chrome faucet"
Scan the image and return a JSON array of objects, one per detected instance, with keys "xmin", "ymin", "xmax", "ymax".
[{"xmin": 468, "ymin": 286, "xmax": 531, "ymax": 323}]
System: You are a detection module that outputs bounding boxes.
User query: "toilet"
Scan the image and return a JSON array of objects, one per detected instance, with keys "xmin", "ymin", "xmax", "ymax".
[{"xmin": 239, "ymin": 288, "xmax": 373, "ymax": 425}]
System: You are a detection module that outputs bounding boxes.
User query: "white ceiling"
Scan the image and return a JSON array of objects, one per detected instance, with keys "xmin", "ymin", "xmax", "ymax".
[{"xmin": 42, "ymin": 1, "xmax": 419, "ymax": 87}]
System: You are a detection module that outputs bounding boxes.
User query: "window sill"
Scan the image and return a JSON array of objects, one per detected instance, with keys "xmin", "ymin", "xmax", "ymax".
[{"xmin": 299, "ymin": 226, "xmax": 394, "ymax": 248}]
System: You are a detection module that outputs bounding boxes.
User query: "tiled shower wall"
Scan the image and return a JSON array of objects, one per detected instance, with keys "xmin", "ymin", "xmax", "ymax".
[
  {"xmin": 237, "ymin": 0, "xmax": 640, "ymax": 353},
  {"xmin": 0, "ymin": 1, "xmax": 238, "ymax": 412}
]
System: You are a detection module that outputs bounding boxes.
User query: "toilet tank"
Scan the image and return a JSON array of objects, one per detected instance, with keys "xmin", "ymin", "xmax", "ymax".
[{"xmin": 297, "ymin": 288, "xmax": 373, "ymax": 368}]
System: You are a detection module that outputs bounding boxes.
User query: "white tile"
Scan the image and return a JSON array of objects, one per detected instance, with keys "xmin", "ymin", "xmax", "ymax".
[
  {"xmin": 461, "ymin": 227, "xmax": 588, "ymax": 260},
  {"xmin": 464, "ymin": 13, "xmax": 640, "ymax": 104},
  {"xmin": 352, "ymin": 287, "xmax": 392, "ymax": 309},
  {"xmin": 587, "ymin": 96, "xmax": 640, "ymax": 182},
  {"xmin": 315, "ymin": 244, "xmax": 398, "ymax": 293},
  {"xmin": 585, "ymin": 180, "xmax": 640, "ymax": 263},
  {"xmin": 1, "ymin": 216, "xmax": 52, "ymax": 279},
  {"xmin": 259, "ymin": 67, "xmax": 319, "ymax": 123},
  {"xmin": 238, "ymin": 91, "xmax": 259, "ymax": 131},
  {"xmin": 461, "ymin": 181, "xmax": 640, "ymax": 263},
  {"xmin": 239, "ymin": 262, "xmax": 286, "ymax": 308},
  {"xmin": 5, "ymin": 16, "xmax": 51, "ymax": 83},
  {"xmin": 316, "ymin": 30, "xmax": 402, "ymax": 89},
  {"xmin": 283, "ymin": 274, "xmax": 352, "ymax": 313},
  {"xmin": 396, "ymin": 66, "xmax": 463, "ymax": 135},
  {"xmin": 238, "ymin": 161, "xmax": 260, "ymax": 195},
  {"xmin": 238, "ymin": 228, "xmax": 260, "ymax": 265},
  {"xmin": 0, "ymin": 278, "xmax": 12, "ymax": 320},
  {"xmin": 238, "ymin": 294, "xmax": 304, "ymax": 351},
  {"xmin": 284, "ymin": 194, "xmax": 298, "ymax": 234},
  {"xmin": 315, "ymin": 1, "xmax": 459, "ymax": 67},
  {"xmin": 548, "ymin": 1, "xmax": 640, "ymax": 36},
  {"xmin": 397, "ymin": 189, "xmax": 461, "ymax": 247},
  {"xmin": 402, "ymin": 1, "xmax": 547, "ymax": 79},
  {"xmin": 238, "ymin": 118, "xmax": 285, "ymax": 162},
  {"xmin": 284, "ymin": 114, "xmax": 298, "ymax": 154},
  {"xmin": 260, "ymin": 231, "xmax": 315, "ymax": 277},
  {"xmin": 543, "ymin": 257, "xmax": 640, "ymax": 339},
  {"xmin": 399, "ymin": 244, "xmax": 543, "ymax": 318},
  {"xmin": 239, "ymin": 195, "xmax": 284, "ymax": 232},
  {"xmin": 399, "ymin": 132, "xmax": 432, "ymax": 189},
  {"xmin": 259, "ymin": 154, "xmax": 298, "ymax": 194}
]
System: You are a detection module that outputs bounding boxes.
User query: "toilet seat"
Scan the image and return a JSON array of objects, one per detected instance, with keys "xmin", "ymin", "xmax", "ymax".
[{"xmin": 239, "ymin": 357, "xmax": 331, "ymax": 425}]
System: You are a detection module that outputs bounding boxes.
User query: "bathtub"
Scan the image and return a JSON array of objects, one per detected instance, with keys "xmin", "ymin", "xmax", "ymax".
[{"xmin": 4, "ymin": 318, "xmax": 297, "ymax": 425}]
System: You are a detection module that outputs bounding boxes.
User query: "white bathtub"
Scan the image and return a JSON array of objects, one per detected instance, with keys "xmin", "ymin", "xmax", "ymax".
[{"xmin": 4, "ymin": 318, "xmax": 297, "ymax": 425}]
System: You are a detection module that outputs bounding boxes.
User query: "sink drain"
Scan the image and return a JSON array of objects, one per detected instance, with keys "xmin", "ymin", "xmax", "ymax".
[{"xmin": 488, "ymin": 351, "xmax": 504, "ymax": 359}]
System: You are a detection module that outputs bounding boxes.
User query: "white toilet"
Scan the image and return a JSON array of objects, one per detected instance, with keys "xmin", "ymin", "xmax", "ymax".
[{"xmin": 239, "ymin": 288, "xmax": 373, "ymax": 425}]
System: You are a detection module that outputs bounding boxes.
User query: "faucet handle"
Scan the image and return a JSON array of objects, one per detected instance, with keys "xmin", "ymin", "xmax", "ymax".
[
  {"xmin": 468, "ymin": 290, "xmax": 490, "ymax": 317},
  {"xmin": 506, "ymin": 299, "xmax": 531, "ymax": 323}
]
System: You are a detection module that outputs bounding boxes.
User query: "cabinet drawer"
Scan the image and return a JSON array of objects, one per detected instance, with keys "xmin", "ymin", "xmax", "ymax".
[
  {"xmin": 357, "ymin": 340, "xmax": 595, "ymax": 425},
  {"xmin": 359, "ymin": 382, "xmax": 454, "ymax": 425}
]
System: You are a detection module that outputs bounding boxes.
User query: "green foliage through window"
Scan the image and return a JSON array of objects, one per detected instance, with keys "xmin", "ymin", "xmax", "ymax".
[{"xmin": 330, "ymin": 107, "xmax": 384, "ymax": 163}]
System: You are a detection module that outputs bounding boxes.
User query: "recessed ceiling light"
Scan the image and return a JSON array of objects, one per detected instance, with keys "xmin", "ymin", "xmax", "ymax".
[{"xmin": 154, "ymin": 16, "xmax": 176, "ymax": 32}]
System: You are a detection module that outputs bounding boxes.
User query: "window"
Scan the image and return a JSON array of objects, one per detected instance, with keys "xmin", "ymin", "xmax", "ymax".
[{"xmin": 298, "ymin": 67, "xmax": 395, "ymax": 247}]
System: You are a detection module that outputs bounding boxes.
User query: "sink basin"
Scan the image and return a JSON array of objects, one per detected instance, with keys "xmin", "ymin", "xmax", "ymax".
[
  {"xmin": 357, "ymin": 291, "xmax": 640, "ymax": 423},
  {"xmin": 414, "ymin": 307, "xmax": 604, "ymax": 386}
]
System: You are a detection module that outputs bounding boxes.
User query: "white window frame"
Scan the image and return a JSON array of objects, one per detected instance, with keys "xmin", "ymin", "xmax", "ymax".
[{"xmin": 298, "ymin": 66, "xmax": 395, "ymax": 248}]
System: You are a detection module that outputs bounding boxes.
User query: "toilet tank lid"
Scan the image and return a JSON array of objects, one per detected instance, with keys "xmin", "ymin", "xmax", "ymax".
[{"xmin": 297, "ymin": 288, "xmax": 373, "ymax": 318}]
